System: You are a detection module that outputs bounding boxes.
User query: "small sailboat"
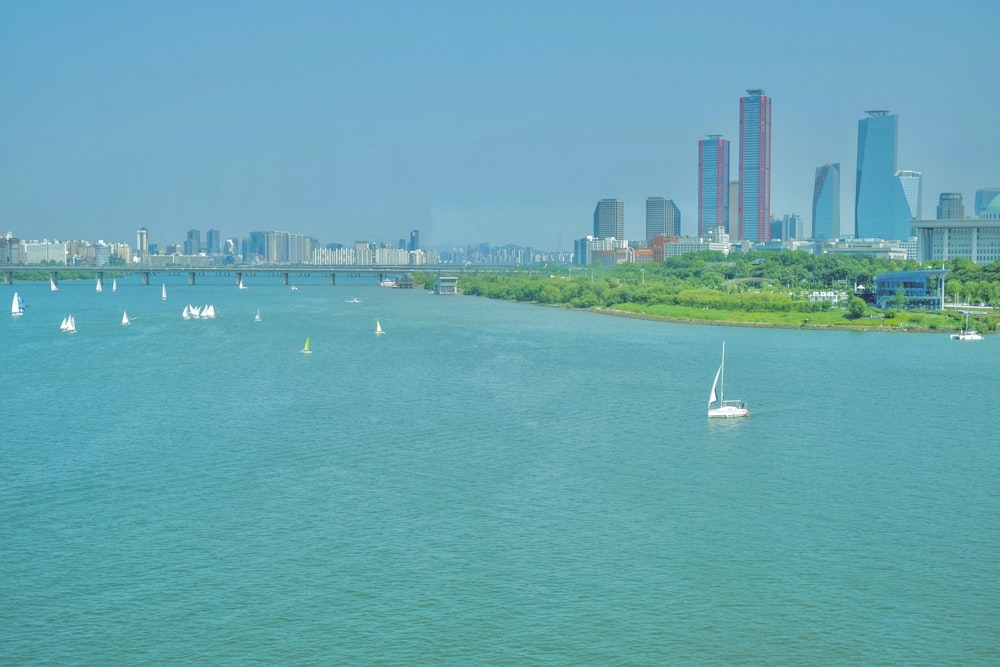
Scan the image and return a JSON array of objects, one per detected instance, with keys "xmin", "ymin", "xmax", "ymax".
[
  {"xmin": 11, "ymin": 292, "xmax": 25, "ymax": 317},
  {"xmin": 161, "ymin": 284, "xmax": 167, "ymax": 301},
  {"xmin": 300, "ymin": 337, "xmax": 312, "ymax": 354},
  {"xmin": 50, "ymin": 277, "xmax": 58, "ymax": 291},
  {"xmin": 112, "ymin": 279, "xmax": 117, "ymax": 292},
  {"xmin": 708, "ymin": 342, "xmax": 748, "ymax": 418},
  {"xmin": 182, "ymin": 305, "xmax": 191, "ymax": 320},
  {"xmin": 121, "ymin": 311, "xmax": 130, "ymax": 326},
  {"xmin": 96, "ymin": 278, "xmax": 103, "ymax": 293},
  {"xmin": 950, "ymin": 312, "xmax": 983, "ymax": 341},
  {"xmin": 346, "ymin": 297, "xmax": 362, "ymax": 303},
  {"xmin": 238, "ymin": 275, "xmax": 247, "ymax": 290},
  {"xmin": 59, "ymin": 315, "xmax": 70, "ymax": 331},
  {"xmin": 254, "ymin": 308, "xmax": 262, "ymax": 322},
  {"xmin": 65, "ymin": 314, "xmax": 77, "ymax": 334},
  {"xmin": 375, "ymin": 320, "xmax": 385, "ymax": 335}
]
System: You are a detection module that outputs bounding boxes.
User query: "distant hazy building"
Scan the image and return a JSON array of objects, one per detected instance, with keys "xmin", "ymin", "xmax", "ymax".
[
  {"xmin": 206, "ymin": 229, "xmax": 221, "ymax": 255},
  {"xmin": 698, "ymin": 135, "xmax": 729, "ymax": 238},
  {"xmin": 184, "ymin": 229, "xmax": 201, "ymax": 256},
  {"xmin": 593, "ymin": 199, "xmax": 624, "ymax": 240},
  {"xmin": 646, "ymin": 197, "xmax": 681, "ymax": 239},
  {"xmin": 937, "ymin": 193, "xmax": 964, "ymax": 220},
  {"xmin": 739, "ymin": 89, "xmax": 772, "ymax": 242},
  {"xmin": 896, "ymin": 170, "xmax": 923, "ymax": 219},
  {"xmin": 975, "ymin": 188, "xmax": 1000, "ymax": 216},
  {"xmin": 727, "ymin": 180, "xmax": 739, "ymax": 241},
  {"xmin": 136, "ymin": 227, "xmax": 148, "ymax": 259},
  {"xmin": 812, "ymin": 163, "xmax": 841, "ymax": 240},
  {"xmin": 408, "ymin": 229, "xmax": 420, "ymax": 251},
  {"xmin": 855, "ymin": 110, "xmax": 913, "ymax": 240}
]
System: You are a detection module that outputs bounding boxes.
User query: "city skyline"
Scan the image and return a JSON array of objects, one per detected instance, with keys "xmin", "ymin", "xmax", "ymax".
[{"xmin": 2, "ymin": 2, "xmax": 997, "ymax": 249}]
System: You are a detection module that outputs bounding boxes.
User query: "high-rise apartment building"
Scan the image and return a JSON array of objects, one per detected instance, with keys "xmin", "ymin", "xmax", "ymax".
[
  {"xmin": 593, "ymin": 199, "xmax": 624, "ymax": 240},
  {"xmin": 975, "ymin": 188, "xmax": 1000, "ymax": 216},
  {"xmin": 698, "ymin": 135, "xmax": 729, "ymax": 238},
  {"xmin": 646, "ymin": 197, "xmax": 681, "ymax": 239},
  {"xmin": 812, "ymin": 163, "xmax": 841, "ymax": 240},
  {"xmin": 855, "ymin": 110, "xmax": 913, "ymax": 240},
  {"xmin": 937, "ymin": 193, "xmax": 964, "ymax": 220},
  {"xmin": 408, "ymin": 230, "xmax": 420, "ymax": 251},
  {"xmin": 739, "ymin": 89, "xmax": 772, "ymax": 242}
]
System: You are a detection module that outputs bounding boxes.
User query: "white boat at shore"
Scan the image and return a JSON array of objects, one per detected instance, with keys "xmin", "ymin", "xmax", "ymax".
[
  {"xmin": 708, "ymin": 342, "xmax": 748, "ymax": 418},
  {"xmin": 950, "ymin": 312, "xmax": 983, "ymax": 341}
]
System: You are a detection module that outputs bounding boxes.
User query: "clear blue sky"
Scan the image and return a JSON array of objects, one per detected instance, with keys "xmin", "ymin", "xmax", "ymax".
[{"xmin": 2, "ymin": 0, "xmax": 997, "ymax": 250}]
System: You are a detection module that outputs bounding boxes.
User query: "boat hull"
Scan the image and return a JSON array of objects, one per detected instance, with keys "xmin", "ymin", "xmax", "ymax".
[{"xmin": 708, "ymin": 404, "xmax": 750, "ymax": 418}]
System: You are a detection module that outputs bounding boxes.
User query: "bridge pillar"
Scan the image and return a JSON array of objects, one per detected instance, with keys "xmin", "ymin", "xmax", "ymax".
[
  {"xmin": 329, "ymin": 272, "xmax": 336, "ymax": 286},
  {"xmin": 283, "ymin": 272, "xmax": 289, "ymax": 286},
  {"xmin": 4, "ymin": 270, "xmax": 13, "ymax": 285},
  {"xmin": 189, "ymin": 272, "xmax": 196, "ymax": 285},
  {"xmin": 142, "ymin": 271, "xmax": 150, "ymax": 286}
]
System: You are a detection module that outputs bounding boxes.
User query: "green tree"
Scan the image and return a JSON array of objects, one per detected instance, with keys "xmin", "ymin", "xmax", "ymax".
[{"xmin": 848, "ymin": 296, "xmax": 866, "ymax": 318}]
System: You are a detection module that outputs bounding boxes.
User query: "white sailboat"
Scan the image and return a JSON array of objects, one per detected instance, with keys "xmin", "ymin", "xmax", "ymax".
[
  {"xmin": 96, "ymin": 278, "xmax": 103, "ymax": 293},
  {"xmin": 162, "ymin": 284, "xmax": 167, "ymax": 301},
  {"xmin": 238, "ymin": 276, "xmax": 247, "ymax": 290},
  {"xmin": 121, "ymin": 311, "xmax": 130, "ymax": 326},
  {"xmin": 59, "ymin": 315, "xmax": 70, "ymax": 331},
  {"xmin": 375, "ymin": 320, "xmax": 385, "ymax": 335},
  {"xmin": 182, "ymin": 305, "xmax": 191, "ymax": 320},
  {"xmin": 254, "ymin": 308, "xmax": 262, "ymax": 322},
  {"xmin": 112, "ymin": 279, "xmax": 117, "ymax": 292},
  {"xmin": 50, "ymin": 277, "xmax": 58, "ymax": 291},
  {"xmin": 950, "ymin": 312, "xmax": 983, "ymax": 341},
  {"xmin": 65, "ymin": 315, "xmax": 77, "ymax": 334},
  {"xmin": 11, "ymin": 292, "xmax": 25, "ymax": 317},
  {"xmin": 708, "ymin": 342, "xmax": 749, "ymax": 418}
]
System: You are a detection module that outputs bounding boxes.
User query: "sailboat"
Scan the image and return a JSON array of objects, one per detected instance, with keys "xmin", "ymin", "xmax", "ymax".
[
  {"xmin": 182, "ymin": 305, "xmax": 191, "ymax": 320},
  {"xmin": 121, "ymin": 311, "xmax": 131, "ymax": 326},
  {"xmin": 11, "ymin": 292, "xmax": 25, "ymax": 317},
  {"xmin": 708, "ymin": 342, "xmax": 749, "ymax": 418},
  {"xmin": 60, "ymin": 315, "xmax": 70, "ymax": 331},
  {"xmin": 96, "ymin": 278, "xmax": 103, "ymax": 293},
  {"xmin": 238, "ymin": 275, "xmax": 247, "ymax": 290},
  {"xmin": 161, "ymin": 284, "xmax": 167, "ymax": 301},
  {"xmin": 254, "ymin": 308, "xmax": 262, "ymax": 322},
  {"xmin": 300, "ymin": 337, "xmax": 312, "ymax": 354},
  {"xmin": 65, "ymin": 314, "xmax": 77, "ymax": 334},
  {"xmin": 112, "ymin": 279, "xmax": 117, "ymax": 292},
  {"xmin": 950, "ymin": 311, "xmax": 983, "ymax": 341},
  {"xmin": 50, "ymin": 277, "xmax": 58, "ymax": 291},
  {"xmin": 375, "ymin": 320, "xmax": 385, "ymax": 335}
]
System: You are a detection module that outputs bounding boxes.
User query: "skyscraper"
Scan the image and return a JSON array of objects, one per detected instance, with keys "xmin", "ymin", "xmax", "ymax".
[
  {"xmin": 136, "ymin": 227, "xmax": 148, "ymax": 258},
  {"xmin": 206, "ymin": 229, "xmax": 221, "ymax": 254},
  {"xmin": 739, "ymin": 89, "xmax": 772, "ymax": 242},
  {"xmin": 812, "ymin": 163, "xmax": 841, "ymax": 240},
  {"xmin": 698, "ymin": 135, "xmax": 729, "ymax": 238},
  {"xmin": 975, "ymin": 188, "xmax": 1000, "ymax": 216},
  {"xmin": 896, "ymin": 170, "xmax": 922, "ymax": 220},
  {"xmin": 727, "ymin": 180, "xmax": 739, "ymax": 241},
  {"xmin": 408, "ymin": 230, "xmax": 420, "ymax": 251},
  {"xmin": 593, "ymin": 199, "xmax": 624, "ymax": 240},
  {"xmin": 184, "ymin": 229, "xmax": 201, "ymax": 256},
  {"xmin": 937, "ymin": 193, "xmax": 964, "ymax": 220},
  {"xmin": 855, "ymin": 110, "xmax": 913, "ymax": 240},
  {"xmin": 646, "ymin": 197, "xmax": 681, "ymax": 239}
]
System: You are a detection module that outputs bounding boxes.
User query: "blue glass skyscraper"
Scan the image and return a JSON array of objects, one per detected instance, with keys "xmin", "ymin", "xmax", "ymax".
[
  {"xmin": 812, "ymin": 163, "xmax": 840, "ymax": 240},
  {"xmin": 698, "ymin": 135, "xmax": 729, "ymax": 238},
  {"xmin": 855, "ymin": 111, "xmax": 912, "ymax": 240}
]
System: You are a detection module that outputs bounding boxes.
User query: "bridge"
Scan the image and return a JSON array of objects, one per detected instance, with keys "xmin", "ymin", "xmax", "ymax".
[{"xmin": 1, "ymin": 265, "xmax": 449, "ymax": 287}]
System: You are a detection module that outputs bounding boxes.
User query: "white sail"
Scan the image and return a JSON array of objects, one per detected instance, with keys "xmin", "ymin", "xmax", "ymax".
[
  {"xmin": 182, "ymin": 305, "xmax": 191, "ymax": 320},
  {"xmin": 708, "ymin": 342, "xmax": 748, "ymax": 418},
  {"xmin": 238, "ymin": 276, "xmax": 247, "ymax": 290},
  {"xmin": 50, "ymin": 277, "xmax": 58, "ymax": 291},
  {"xmin": 11, "ymin": 292, "xmax": 24, "ymax": 317},
  {"xmin": 60, "ymin": 316, "xmax": 69, "ymax": 331},
  {"xmin": 66, "ymin": 315, "xmax": 76, "ymax": 333},
  {"xmin": 121, "ymin": 311, "xmax": 130, "ymax": 326},
  {"xmin": 375, "ymin": 320, "xmax": 385, "ymax": 335},
  {"xmin": 162, "ymin": 284, "xmax": 167, "ymax": 301},
  {"xmin": 254, "ymin": 308, "xmax": 261, "ymax": 322},
  {"xmin": 112, "ymin": 279, "xmax": 117, "ymax": 292},
  {"xmin": 708, "ymin": 366, "xmax": 721, "ymax": 407},
  {"xmin": 96, "ymin": 278, "xmax": 103, "ymax": 293}
]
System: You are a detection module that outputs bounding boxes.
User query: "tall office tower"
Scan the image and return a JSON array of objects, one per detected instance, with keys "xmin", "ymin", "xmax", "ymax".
[
  {"xmin": 896, "ymin": 170, "xmax": 922, "ymax": 220},
  {"xmin": 937, "ymin": 193, "xmax": 965, "ymax": 220},
  {"xmin": 593, "ymin": 199, "xmax": 624, "ymax": 240},
  {"xmin": 975, "ymin": 188, "xmax": 1000, "ymax": 216},
  {"xmin": 739, "ymin": 89, "xmax": 772, "ymax": 242},
  {"xmin": 698, "ymin": 135, "xmax": 729, "ymax": 238},
  {"xmin": 646, "ymin": 197, "xmax": 681, "ymax": 239},
  {"xmin": 812, "ymin": 163, "xmax": 841, "ymax": 240},
  {"xmin": 184, "ymin": 229, "xmax": 201, "ymax": 256},
  {"xmin": 728, "ymin": 180, "xmax": 739, "ymax": 240},
  {"xmin": 855, "ymin": 110, "xmax": 913, "ymax": 240},
  {"xmin": 206, "ymin": 229, "xmax": 221, "ymax": 254},
  {"xmin": 408, "ymin": 230, "xmax": 420, "ymax": 251},
  {"xmin": 136, "ymin": 227, "xmax": 149, "ymax": 257}
]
